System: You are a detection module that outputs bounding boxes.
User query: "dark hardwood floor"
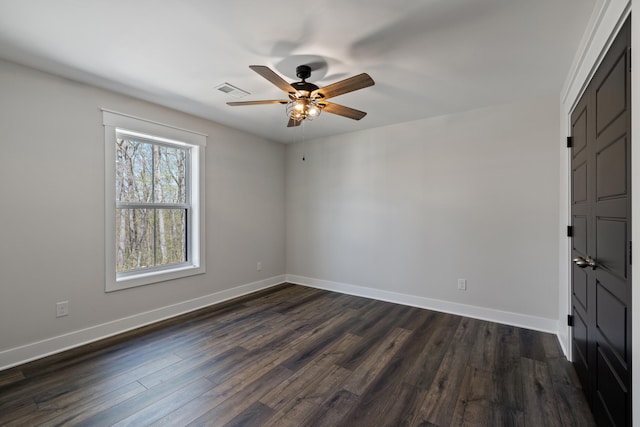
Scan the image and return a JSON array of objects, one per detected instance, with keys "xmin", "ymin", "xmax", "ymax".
[{"xmin": 0, "ymin": 284, "xmax": 594, "ymax": 426}]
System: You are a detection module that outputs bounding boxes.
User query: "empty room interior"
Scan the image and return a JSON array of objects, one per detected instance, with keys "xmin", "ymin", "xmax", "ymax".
[{"xmin": 0, "ymin": 0, "xmax": 639, "ymax": 426}]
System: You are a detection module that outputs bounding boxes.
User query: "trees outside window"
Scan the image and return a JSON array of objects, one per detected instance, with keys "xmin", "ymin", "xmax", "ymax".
[{"xmin": 115, "ymin": 135, "xmax": 188, "ymax": 273}]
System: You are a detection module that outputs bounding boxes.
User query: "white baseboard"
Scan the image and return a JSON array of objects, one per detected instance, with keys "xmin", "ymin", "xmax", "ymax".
[
  {"xmin": 286, "ymin": 274, "xmax": 558, "ymax": 334},
  {"xmin": 557, "ymin": 323, "xmax": 571, "ymax": 360},
  {"xmin": 0, "ymin": 275, "xmax": 286, "ymax": 371}
]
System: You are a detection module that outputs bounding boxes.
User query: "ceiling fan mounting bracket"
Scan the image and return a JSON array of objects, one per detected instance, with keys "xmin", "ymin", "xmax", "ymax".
[{"xmin": 296, "ymin": 65, "xmax": 312, "ymax": 81}]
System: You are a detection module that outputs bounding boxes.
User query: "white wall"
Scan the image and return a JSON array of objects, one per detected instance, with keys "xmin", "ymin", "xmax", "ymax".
[
  {"xmin": 0, "ymin": 59, "xmax": 286, "ymax": 369},
  {"xmin": 286, "ymin": 95, "xmax": 560, "ymax": 327}
]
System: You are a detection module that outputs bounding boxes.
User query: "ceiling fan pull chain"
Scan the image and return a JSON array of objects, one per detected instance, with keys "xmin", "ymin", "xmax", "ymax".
[{"xmin": 302, "ymin": 120, "xmax": 306, "ymax": 161}]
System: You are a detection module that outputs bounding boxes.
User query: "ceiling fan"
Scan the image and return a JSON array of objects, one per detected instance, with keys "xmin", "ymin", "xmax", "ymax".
[{"xmin": 227, "ymin": 65, "xmax": 375, "ymax": 127}]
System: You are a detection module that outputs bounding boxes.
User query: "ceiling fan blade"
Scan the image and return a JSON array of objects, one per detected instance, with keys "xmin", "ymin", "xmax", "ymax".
[
  {"xmin": 249, "ymin": 65, "xmax": 298, "ymax": 94},
  {"xmin": 287, "ymin": 118, "xmax": 302, "ymax": 127},
  {"xmin": 312, "ymin": 73, "xmax": 374, "ymax": 100},
  {"xmin": 227, "ymin": 100, "xmax": 288, "ymax": 106},
  {"xmin": 320, "ymin": 102, "xmax": 367, "ymax": 120}
]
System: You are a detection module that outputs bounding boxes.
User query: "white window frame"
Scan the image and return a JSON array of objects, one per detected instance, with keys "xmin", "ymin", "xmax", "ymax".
[{"xmin": 103, "ymin": 109, "xmax": 206, "ymax": 292}]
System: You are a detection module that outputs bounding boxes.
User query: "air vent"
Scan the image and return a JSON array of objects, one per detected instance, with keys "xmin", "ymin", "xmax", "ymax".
[{"xmin": 215, "ymin": 83, "xmax": 250, "ymax": 99}]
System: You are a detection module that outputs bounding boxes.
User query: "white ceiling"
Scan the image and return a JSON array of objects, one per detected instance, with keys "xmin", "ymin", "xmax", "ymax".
[{"xmin": 0, "ymin": 0, "xmax": 596, "ymax": 144}]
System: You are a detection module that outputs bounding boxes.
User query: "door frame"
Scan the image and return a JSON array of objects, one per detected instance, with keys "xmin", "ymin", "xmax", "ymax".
[{"xmin": 559, "ymin": 0, "xmax": 638, "ymax": 421}]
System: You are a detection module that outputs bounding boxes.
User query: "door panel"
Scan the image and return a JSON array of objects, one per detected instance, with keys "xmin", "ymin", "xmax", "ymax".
[
  {"xmin": 574, "ymin": 161, "xmax": 589, "ymax": 202},
  {"xmin": 595, "ymin": 347, "xmax": 627, "ymax": 427},
  {"xmin": 574, "ymin": 107, "xmax": 589, "ymax": 153},
  {"xmin": 596, "ymin": 137, "xmax": 627, "ymax": 199},
  {"xmin": 574, "ymin": 309, "xmax": 589, "ymax": 383},
  {"xmin": 574, "ymin": 215, "xmax": 588, "ymax": 254},
  {"xmin": 573, "ymin": 266, "xmax": 588, "ymax": 309},
  {"xmin": 570, "ymin": 16, "xmax": 631, "ymax": 427},
  {"xmin": 596, "ymin": 283, "xmax": 627, "ymax": 361},
  {"xmin": 595, "ymin": 52, "xmax": 628, "ymax": 136},
  {"xmin": 596, "ymin": 218, "xmax": 627, "ymax": 278}
]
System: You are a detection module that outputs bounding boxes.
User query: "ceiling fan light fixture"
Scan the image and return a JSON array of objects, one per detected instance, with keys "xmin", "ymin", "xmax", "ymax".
[
  {"xmin": 286, "ymin": 97, "xmax": 322, "ymax": 121},
  {"xmin": 307, "ymin": 104, "xmax": 321, "ymax": 117}
]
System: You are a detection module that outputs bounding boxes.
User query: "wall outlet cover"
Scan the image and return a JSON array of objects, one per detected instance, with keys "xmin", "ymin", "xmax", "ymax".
[{"xmin": 56, "ymin": 301, "xmax": 69, "ymax": 317}]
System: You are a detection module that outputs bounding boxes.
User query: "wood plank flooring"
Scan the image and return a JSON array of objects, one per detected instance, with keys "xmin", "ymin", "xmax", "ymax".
[{"xmin": 0, "ymin": 284, "xmax": 595, "ymax": 426}]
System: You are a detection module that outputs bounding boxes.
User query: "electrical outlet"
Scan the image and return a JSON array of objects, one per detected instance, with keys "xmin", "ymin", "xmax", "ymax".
[
  {"xmin": 257, "ymin": 262, "xmax": 262, "ymax": 271},
  {"xmin": 56, "ymin": 301, "xmax": 69, "ymax": 317},
  {"xmin": 457, "ymin": 279, "xmax": 467, "ymax": 291}
]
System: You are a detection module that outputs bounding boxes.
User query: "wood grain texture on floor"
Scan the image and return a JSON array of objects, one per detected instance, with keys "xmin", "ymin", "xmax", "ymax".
[{"xmin": 0, "ymin": 284, "xmax": 594, "ymax": 426}]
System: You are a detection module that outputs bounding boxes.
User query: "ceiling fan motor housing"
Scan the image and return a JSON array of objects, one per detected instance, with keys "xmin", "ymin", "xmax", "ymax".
[{"xmin": 291, "ymin": 81, "xmax": 319, "ymax": 93}]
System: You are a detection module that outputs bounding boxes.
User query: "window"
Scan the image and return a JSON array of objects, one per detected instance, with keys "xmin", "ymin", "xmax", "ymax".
[{"xmin": 103, "ymin": 110, "xmax": 206, "ymax": 291}]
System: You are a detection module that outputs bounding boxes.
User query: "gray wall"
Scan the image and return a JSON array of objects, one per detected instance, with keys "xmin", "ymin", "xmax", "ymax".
[
  {"xmin": 286, "ymin": 96, "xmax": 560, "ymax": 321},
  {"xmin": 0, "ymin": 59, "xmax": 286, "ymax": 359}
]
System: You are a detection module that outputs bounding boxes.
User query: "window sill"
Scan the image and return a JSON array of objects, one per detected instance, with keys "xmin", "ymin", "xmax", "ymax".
[{"xmin": 106, "ymin": 264, "xmax": 205, "ymax": 292}]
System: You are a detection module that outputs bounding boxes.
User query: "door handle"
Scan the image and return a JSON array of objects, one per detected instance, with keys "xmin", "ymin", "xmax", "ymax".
[{"xmin": 573, "ymin": 256, "xmax": 597, "ymax": 269}]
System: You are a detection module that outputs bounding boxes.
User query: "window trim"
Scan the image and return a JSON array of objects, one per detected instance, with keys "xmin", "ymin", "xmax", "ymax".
[{"xmin": 103, "ymin": 109, "xmax": 206, "ymax": 292}]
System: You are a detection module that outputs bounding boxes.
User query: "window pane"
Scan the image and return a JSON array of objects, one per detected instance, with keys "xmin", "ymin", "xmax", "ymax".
[
  {"xmin": 154, "ymin": 145, "xmax": 187, "ymax": 204},
  {"xmin": 116, "ymin": 208, "xmax": 186, "ymax": 273},
  {"xmin": 155, "ymin": 209, "xmax": 186, "ymax": 266},
  {"xmin": 116, "ymin": 139, "xmax": 153, "ymax": 203},
  {"xmin": 115, "ymin": 208, "xmax": 154, "ymax": 272}
]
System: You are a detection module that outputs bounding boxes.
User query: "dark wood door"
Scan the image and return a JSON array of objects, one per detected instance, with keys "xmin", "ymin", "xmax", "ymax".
[{"xmin": 570, "ymin": 16, "xmax": 631, "ymax": 427}]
